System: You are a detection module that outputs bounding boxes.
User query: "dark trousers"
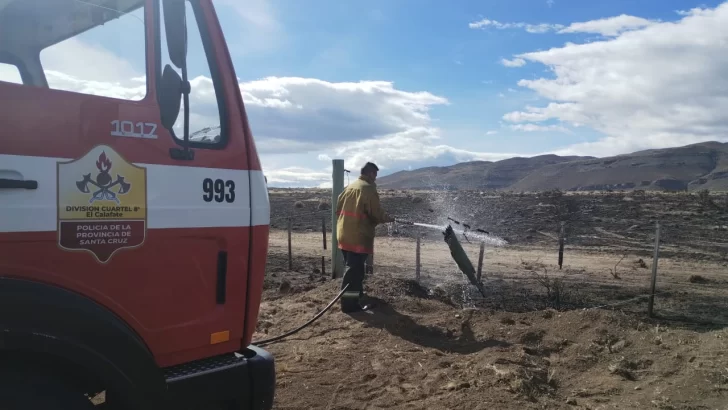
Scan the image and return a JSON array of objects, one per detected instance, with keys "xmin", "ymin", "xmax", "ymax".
[{"xmin": 340, "ymin": 250, "xmax": 367, "ymax": 312}]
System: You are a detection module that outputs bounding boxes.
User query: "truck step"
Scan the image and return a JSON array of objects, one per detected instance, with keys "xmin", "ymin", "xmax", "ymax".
[{"xmin": 163, "ymin": 352, "xmax": 246, "ymax": 383}]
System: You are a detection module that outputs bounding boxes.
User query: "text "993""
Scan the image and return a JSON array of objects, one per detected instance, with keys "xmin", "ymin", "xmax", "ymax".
[{"xmin": 203, "ymin": 178, "xmax": 235, "ymax": 203}]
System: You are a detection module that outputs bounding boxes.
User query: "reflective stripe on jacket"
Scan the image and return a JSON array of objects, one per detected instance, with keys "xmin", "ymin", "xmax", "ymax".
[{"xmin": 336, "ymin": 176, "xmax": 392, "ymax": 254}]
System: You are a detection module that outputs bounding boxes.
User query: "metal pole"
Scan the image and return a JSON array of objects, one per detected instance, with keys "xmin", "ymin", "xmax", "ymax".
[
  {"xmin": 331, "ymin": 159, "xmax": 345, "ymax": 278},
  {"xmin": 476, "ymin": 241, "xmax": 485, "ymax": 282},
  {"xmin": 648, "ymin": 221, "xmax": 661, "ymax": 317},
  {"xmin": 415, "ymin": 236, "xmax": 421, "ymax": 283}
]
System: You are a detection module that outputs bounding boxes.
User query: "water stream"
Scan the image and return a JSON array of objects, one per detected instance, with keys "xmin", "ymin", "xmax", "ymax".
[{"xmin": 412, "ymin": 222, "xmax": 507, "ymax": 247}]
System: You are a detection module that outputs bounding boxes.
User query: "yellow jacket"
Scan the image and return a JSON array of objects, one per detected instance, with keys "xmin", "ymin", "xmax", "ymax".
[{"xmin": 336, "ymin": 176, "xmax": 393, "ymax": 254}]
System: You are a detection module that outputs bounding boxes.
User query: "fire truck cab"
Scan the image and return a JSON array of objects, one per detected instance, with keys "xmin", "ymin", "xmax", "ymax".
[{"xmin": 0, "ymin": 0, "xmax": 273, "ymax": 409}]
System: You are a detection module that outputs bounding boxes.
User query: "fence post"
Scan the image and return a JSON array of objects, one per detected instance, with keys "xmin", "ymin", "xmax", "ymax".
[
  {"xmin": 322, "ymin": 216, "xmax": 327, "ymax": 250},
  {"xmin": 331, "ymin": 159, "xmax": 345, "ymax": 278},
  {"xmin": 648, "ymin": 221, "xmax": 661, "ymax": 317},
  {"xmin": 415, "ymin": 236, "xmax": 421, "ymax": 283},
  {"xmin": 287, "ymin": 217, "xmax": 293, "ymax": 271},
  {"xmin": 477, "ymin": 241, "xmax": 485, "ymax": 282},
  {"xmin": 321, "ymin": 216, "xmax": 327, "ymax": 277},
  {"xmin": 558, "ymin": 221, "xmax": 565, "ymax": 270}
]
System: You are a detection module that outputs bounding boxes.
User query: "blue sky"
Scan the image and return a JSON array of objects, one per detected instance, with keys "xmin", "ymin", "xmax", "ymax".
[
  {"xmin": 3, "ymin": 0, "xmax": 727, "ymax": 186},
  {"xmin": 210, "ymin": 0, "xmax": 728, "ymax": 185}
]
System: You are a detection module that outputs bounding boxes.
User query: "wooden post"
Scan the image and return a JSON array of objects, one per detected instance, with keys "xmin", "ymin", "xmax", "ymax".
[
  {"xmin": 558, "ymin": 221, "xmax": 565, "ymax": 270},
  {"xmin": 648, "ymin": 221, "xmax": 661, "ymax": 317},
  {"xmin": 322, "ymin": 216, "xmax": 327, "ymax": 250},
  {"xmin": 331, "ymin": 159, "xmax": 345, "ymax": 278},
  {"xmin": 476, "ymin": 241, "xmax": 485, "ymax": 282},
  {"xmin": 415, "ymin": 236, "xmax": 421, "ymax": 283},
  {"xmin": 287, "ymin": 217, "xmax": 293, "ymax": 271},
  {"xmin": 322, "ymin": 216, "xmax": 327, "ymax": 277}
]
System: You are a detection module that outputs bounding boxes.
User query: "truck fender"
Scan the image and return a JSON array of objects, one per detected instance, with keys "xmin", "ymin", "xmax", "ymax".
[{"xmin": 0, "ymin": 277, "xmax": 166, "ymax": 407}]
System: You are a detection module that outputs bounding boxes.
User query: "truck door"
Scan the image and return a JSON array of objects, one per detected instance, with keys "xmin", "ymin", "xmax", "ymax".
[{"xmin": 0, "ymin": 0, "xmax": 254, "ymax": 367}]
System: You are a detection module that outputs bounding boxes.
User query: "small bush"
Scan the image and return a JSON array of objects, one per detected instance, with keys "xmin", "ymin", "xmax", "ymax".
[
  {"xmin": 530, "ymin": 268, "xmax": 570, "ymax": 309},
  {"xmin": 697, "ymin": 189, "xmax": 713, "ymax": 207},
  {"xmin": 689, "ymin": 275, "xmax": 709, "ymax": 284},
  {"xmin": 293, "ymin": 201, "xmax": 304, "ymax": 209}
]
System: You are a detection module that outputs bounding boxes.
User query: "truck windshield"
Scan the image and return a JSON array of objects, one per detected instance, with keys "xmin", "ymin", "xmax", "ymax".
[
  {"xmin": 0, "ymin": 0, "xmax": 145, "ymax": 99},
  {"xmin": 0, "ymin": 0, "xmax": 143, "ymax": 46},
  {"xmin": 0, "ymin": 0, "xmax": 223, "ymax": 146}
]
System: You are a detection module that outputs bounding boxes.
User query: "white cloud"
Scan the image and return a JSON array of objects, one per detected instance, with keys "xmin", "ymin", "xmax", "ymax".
[
  {"xmin": 44, "ymin": 70, "xmax": 146, "ymax": 100},
  {"xmin": 471, "ymin": 13, "xmax": 656, "ymax": 37},
  {"xmin": 509, "ymin": 124, "xmax": 571, "ymax": 133},
  {"xmin": 0, "ymin": 63, "xmax": 21, "ymax": 84},
  {"xmin": 558, "ymin": 14, "xmax": 657, "ymax": 36},
  {"xmin": 238, "ymin": 76, "xmax": 449, "ymax": 150},
  {"xmin": 265, "ymin": 167, "xmax": 330, "ymax": 185},
  {"xmin": 2, "ymin": 51, "xmax": 517, "ymax": 186},
  {"xmin": 501, "ymin": 57, "xmax": 526, "ymax": 67},
  {"xmin": 469, "ymin": 18, "xmax": 564, "ymax": 34},
  {"xmin": 215, "ymin": 0, "xmax": 284, "ymax": 54},
  {"xmin": 676, "ymin": 7, "xmax": 710, "ymax": 17},
  {"xmin": 504, "ymin": 2, "xmax": 728, "ymax": 156},
  {"xmin": 330, "ymin": 129, "xmax": 519, "ymax": 175},
  {"xmin": 0, "ymin": 37, "xmax": 146, "ymax": 99},
  {"xmin": 41, "ymin": 38, "xmax": 143, "ymax": 84}
]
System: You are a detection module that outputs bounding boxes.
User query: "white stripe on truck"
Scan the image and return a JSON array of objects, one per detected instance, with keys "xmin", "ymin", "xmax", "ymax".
[{"xmin": 0, "ymin": 154, "xmax": 270, "ymax": 233}]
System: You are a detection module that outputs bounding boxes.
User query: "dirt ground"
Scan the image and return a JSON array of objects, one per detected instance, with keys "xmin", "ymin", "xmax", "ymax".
[{"xmin": 259, "ymin": 189, "xmax": 728, "ymax": 409}]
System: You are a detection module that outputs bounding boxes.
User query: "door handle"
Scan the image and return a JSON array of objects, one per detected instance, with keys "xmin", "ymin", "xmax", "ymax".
[{"xmin": 0, "ymin": 178, "xmax": 38, "ymax": 190}]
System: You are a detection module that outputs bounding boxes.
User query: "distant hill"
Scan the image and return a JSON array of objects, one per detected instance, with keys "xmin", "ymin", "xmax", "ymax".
[{"xmin": 376, "ymin": 141, "xmax": 728, "ymax": 191}]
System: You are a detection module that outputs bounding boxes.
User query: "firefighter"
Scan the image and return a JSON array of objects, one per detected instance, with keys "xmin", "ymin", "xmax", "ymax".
[{"xmin": 335, "ymin": 161, "xmax": 395, "ymax": 313}]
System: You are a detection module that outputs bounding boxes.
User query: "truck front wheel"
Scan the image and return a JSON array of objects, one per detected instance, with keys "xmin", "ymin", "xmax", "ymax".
[{"xmin": 0, "ymin": 367, "xmax": 96, "ymax": 410}]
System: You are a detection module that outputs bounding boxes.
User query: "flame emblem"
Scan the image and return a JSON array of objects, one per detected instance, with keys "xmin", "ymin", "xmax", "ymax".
[{"xmin": 75, "ymin": 152, "xmax": 131, "ymax": 204}]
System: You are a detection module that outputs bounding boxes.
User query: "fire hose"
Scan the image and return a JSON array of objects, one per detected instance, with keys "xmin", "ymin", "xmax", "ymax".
[
  {"xmin": 252, "ymin": 283, "xmax": 350, "ymax": 347},
  {"xmin": 252, "ymin": 218, "xmax": 409, "ymax": 347},
  {"xmin": 251, "ymin": 219, "xmax": 487, "ymax": 346}
]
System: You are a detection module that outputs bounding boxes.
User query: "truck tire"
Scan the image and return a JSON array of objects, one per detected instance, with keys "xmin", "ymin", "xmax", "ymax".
[{"xmin": 0, "ymin": 367, "xmax": 96, "ymax": 410}]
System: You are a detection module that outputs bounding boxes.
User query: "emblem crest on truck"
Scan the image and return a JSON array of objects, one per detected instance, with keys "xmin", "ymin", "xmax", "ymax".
[
  {"xmin": 76, "ymin": 151, "xmax": 132, "ymax": 204},
  {"xmin": 57, "ymin": 145, "xmax": 147, "ymax": 264}
]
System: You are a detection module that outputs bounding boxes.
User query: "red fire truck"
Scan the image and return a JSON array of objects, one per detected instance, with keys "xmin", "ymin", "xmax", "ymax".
[{"xmin": 0, "ymin": 0, "xmax": 274, "ymax": 408}]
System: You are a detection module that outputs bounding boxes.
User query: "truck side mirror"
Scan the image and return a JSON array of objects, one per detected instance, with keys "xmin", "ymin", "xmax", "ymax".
[
  {"xmin": 162, "ymin": 0, "xmax": 187, "ymax": 70},
  {"xmin": 159, "ymin": 64, "xmax": 182, "ymax": 130}
]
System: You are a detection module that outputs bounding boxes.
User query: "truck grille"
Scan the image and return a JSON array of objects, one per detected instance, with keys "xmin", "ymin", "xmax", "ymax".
[{"xmin": 163, "ymin": 352, "xmax": 245, "ymax": 382}]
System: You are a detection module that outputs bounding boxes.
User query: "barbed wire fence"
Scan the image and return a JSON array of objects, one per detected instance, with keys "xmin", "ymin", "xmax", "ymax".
[{"xmin": 268, "ymin": 193, "xmax": 728, "ymax": 325}]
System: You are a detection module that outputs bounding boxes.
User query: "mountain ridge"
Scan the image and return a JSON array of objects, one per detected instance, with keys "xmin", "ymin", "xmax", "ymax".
[{"xmin": 376, "ymin": 141, "xmax": 728, "ymax": 191}]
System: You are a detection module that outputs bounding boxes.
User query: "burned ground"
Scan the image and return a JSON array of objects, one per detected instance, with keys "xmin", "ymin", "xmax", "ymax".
[
  {"xmin": 270, "ymin": 188, "xmax": 728, "ymax": 261},
  {"xmin": 261, "ymin": 188, "xmax": 728, "ymax": 409}
]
